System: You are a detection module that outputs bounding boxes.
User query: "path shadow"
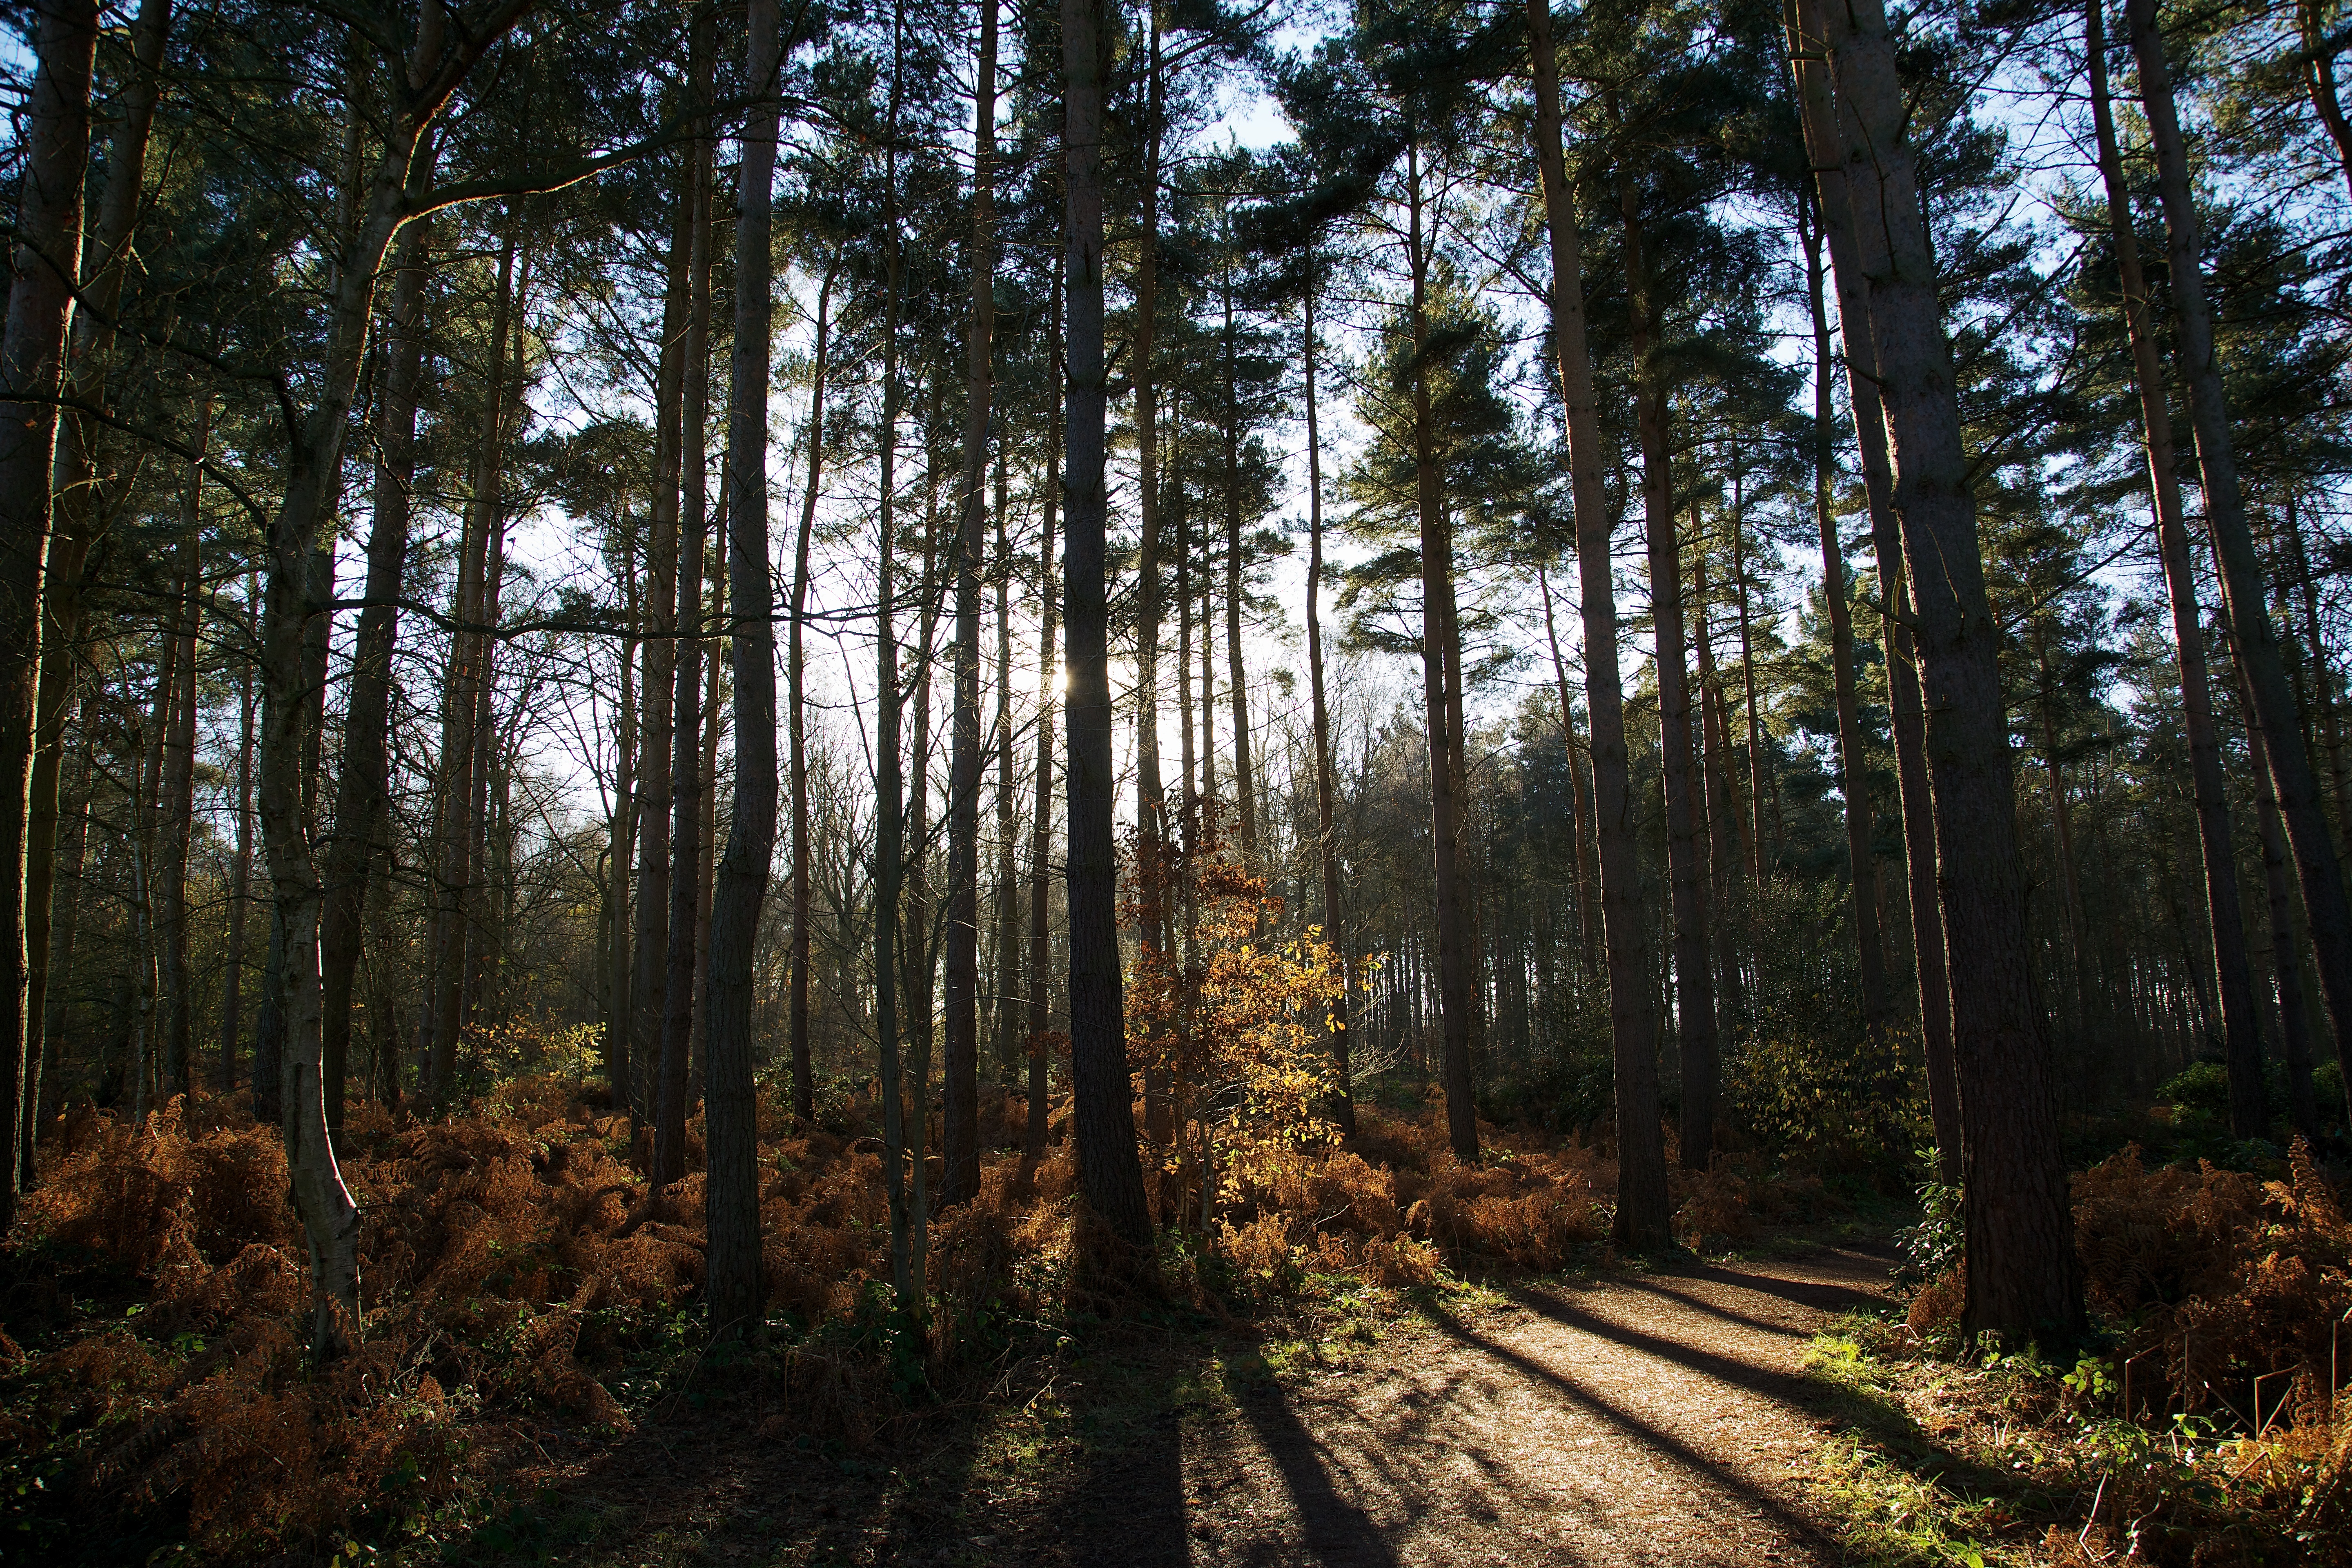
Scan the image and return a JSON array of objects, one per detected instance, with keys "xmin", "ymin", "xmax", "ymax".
[
  {"xmin": 1506, "ymin": 1287, "xmax": 1823, "ymax": 1408},
  {"xmin": 1419, "ymin": 1300, "xmax": 1835, "ymax": 1553},
  {"xmin": 1233, "ymin": 1384, "xmax": 1403, "ymax": 1568},
  {"xmin": 1606, "ymin": 1275, "xmax": 1814, "ymax": 1340},
  {"xmin": 1677, "ymin": 1256, "xmax": 1889, "ymax": 1316}
]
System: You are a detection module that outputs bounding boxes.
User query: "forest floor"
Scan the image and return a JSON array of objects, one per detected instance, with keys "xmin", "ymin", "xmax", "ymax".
[{"xmin": 446, "ymin": 1232, "xmax": 1898, "ymax": 1568}]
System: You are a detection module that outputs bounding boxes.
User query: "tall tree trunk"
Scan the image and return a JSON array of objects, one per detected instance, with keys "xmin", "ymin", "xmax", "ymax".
[
  {"xmin": 432, "ymin": 230, "xmax": 517, "ymax": 1107},
  {"xmin": 1620, "ymin": 182, "xmax": 1717, "ymax": 1171},
  {"xmin": 943, "ymin": 0, "xmax": 1000, "ymax": 1210},
  {"xmin": 991, "ymin": 452, "xmax": 1020, "ymax": 1088},
  {"xmin": 1796, "ymin": 142, "xmax": 1963, "ymax": 1180},
  {"xmin": 1694, "ymin": 544, "xmax": 1747, "ymax": 1035},
  {"xmin": 0, "ymin": 0, "xmax": 95, "ymax": 1231},
  {"xmin": 1134, "ymin": 4, "xmax": 1171, "ymax": 1149},
  {"xmin": 321, "ymin": 203, "xmax": 430, "ymax": 1137},
  {"xmin": 634, "ymin": 139, "xmax": 698, "ymax": 1152},
  {"xmin": 1220, "ymin": 250, "xmax": 1258, "ymax": 873},
  {"xmin": 693, "ymin": 515, "xmax": 723, "ymax": 1094},
  {"xmin": 658, "ymin": 20, "xmax": 714, "ymax": 1183},
  {"xmin": 2237, "ymin": 647, "xmax": 2321, "ymax": 1141},
  {"xmin": 157, "ymin": 412, "xmax": 205, "ymax": 1102},
  {"xmin": 2299, "ymin": 0, "xmax": 2352, "ymax": 202},
  {"xmin": 2084, "ymin": 1, "xmax": 2265, "ymax": 1138},
  {"xmin": 1304, "ymin": 274, "xmax": 1354, "ymax": 1136},
  {"xmin": 788, "ymin": 264, "xmax": 835, "ymax": 1127},
  {"xmin": 1528, "ymin": 0, "xmax": 1670, "ymax": 1245},
  {"xmin": 1800, "ymin": 198, "xmax": 1892, "ymax": 1034},
  {"xmin": 1794, "ymin": 0, "xmax": 2082, "ymax": 1343},
  {"xmin": 27, "ymin": 0, "xmax": 169, "ymax": 1136},
  {"xmin": 220, "ymin": 634, "xmax": 255, "ymax": 1093},
  {"xmin": 2284, "ymin": 491, "xmax": 2350, "ymax": 832},
  {"xmin": 2130, "ymin": 0, "xmax": 2352, "ymax": 1128},
  {"xmin": 1730, "ymin": 497, "xmax": 1770, "ymax": 884},
  {"xmin": 2036, "ymin": 641, "xmax": 2096, "ymax": 1042},
  {"xmin": 874, "ymin": 26, "xmax": 915, "ymax": 1304},
  {"xmin": 1025, "ymin": 248, "xmax": 1063, "ymax": 1169},
  {"xmin": 1403, "ymin": 138, "xmax": 1479, "ymax": 1163},
  {"xmin": 706, "ymin": 0, "xmax": 784, "ymax": 1339},
  {"xmin": 1537, "ymin": 563, "xmax": 1599, "ymax": 982},
  {"xmin": 1060, "ymin": 0, "xmax": 1152, "ymax": 1245}
]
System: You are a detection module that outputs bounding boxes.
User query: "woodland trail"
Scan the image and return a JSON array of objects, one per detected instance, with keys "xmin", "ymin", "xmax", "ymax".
[
  {"xmin": 1028, "ymin": 1242, "xmax": 1899, "ymax": 1568},
  {"xmin": 506, "ymin": 1241, "xmax": 1896, "ymax": 1568}
]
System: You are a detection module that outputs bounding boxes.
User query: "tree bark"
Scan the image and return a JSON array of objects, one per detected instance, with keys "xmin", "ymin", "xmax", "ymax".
[
  {"xmin": 658, "ymin": 15, "xmax": 714, "ymax": 1185},
  {"xmin": 1800, "ymin": 197, "xmax": 1892, "ymax": 1035},
  {"xmin": 2238, "ymin": 648, "xmax": 2321, "ymax": 1142},
  {"xmin": 1793, "ymin": 0, "xmax": 2082, "ymax": 1344},
  {"xmin": 1060, "ymin": 0, "xmax": 1152, "ymax": 1245},
  {"xmin": 1134, "ymin": 4, "xmax": 1171, "ymax": 1149},
  {"xmin": 157, "ymin": 409, "xmax": 205, "ymax": 1102},
  {"xmin": 943, "ymin": 0, "xmax": 999, "ymax": 1210},
  {"xmin": 1528, "ymin": 0, "xmax": 1670, "ymax": 1246},
  {"xmin": 634, "ymin": 127, "xmax": 699, "ymax": 1151},
  {"xmin": 706, "ymin": 0, "xmax": 784, "ymax": 1339},
  {"xmin": 1220, "ymin": 248, "xmax": 1258, "ymax": 873},
  {"xmin": 321, "ymin": 200, "xmax": 430, "ymax": 1136},
  {"xmin": 1619, "ymin": 179, "xmax": 1717, "ymax": 1172},
  {"xmin": 27, "ymin": 0, "xmax": 170, "ymax": 1133},
  {"xmin": 2129, "ymin": 0, "xmax": 2352, "ymax": 1129},
  {"xmin": 2084, "ymin": 0, "xmax": 2265, "ymax": 1137},
  {"xmin": 1403, "ymin": 138, "xmax": 1479, "ymax": 1163},
  {"xmin": 874, "ymin": 24, "xmax": 915, "ymax": 1303},
  {"xmin": 1304, "ymin": 274, "xmax": 1354, "ymax": 1136},
  {"xmin": 788, "ymin": 263, "xmax": 835, "ymax": 1127},
  {"xmin": 1026, "ymin": 247, "xmax": 1063, "ymax": 1170},
  {"xmin": 0, "ymin": 0, "xmax": 95, "ymax": 1232}
]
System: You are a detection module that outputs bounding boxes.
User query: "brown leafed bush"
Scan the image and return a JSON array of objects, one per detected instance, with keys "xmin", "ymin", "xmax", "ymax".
[{"xmin": 2072, "ymin": 1141, "xmax": 2352, "ymax": 1420}]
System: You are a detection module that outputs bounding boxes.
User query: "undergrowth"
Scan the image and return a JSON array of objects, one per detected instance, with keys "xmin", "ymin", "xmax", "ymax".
[
  {"xmin": 0, "ymin": 1079, "xmax": 1810, "ymax": 1564},
  {"xmin": 1809, "ymin": 1139, "xmax": 2352, "ymax": 1567}
]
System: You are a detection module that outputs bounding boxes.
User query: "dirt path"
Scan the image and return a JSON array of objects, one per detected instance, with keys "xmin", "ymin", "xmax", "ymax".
[
  {"xmin": 483, "ymin": 1242, "xmax": 1895, "ymax": 1567},
  {"xmin": 1036, "ymin": 1243, "xmax": 1897, "ymax": 1568}
]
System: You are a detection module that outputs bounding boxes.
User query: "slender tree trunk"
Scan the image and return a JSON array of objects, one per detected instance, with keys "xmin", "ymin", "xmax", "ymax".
[
  {"xmin": 943, "ymin": 0, "xmax": 999, "ymax": 1209},
  {"xmin": 1220, "ymin": 252, "xmax": 1258, "ymax": 873},
  {"xmin": 788, "ymin": 265, "xmax": 835, "ymax": 1127},
  {"xmin": 1528, "ymin": 0, "xmax": 1670, "ymax": 1245},
  {"xmin": 874, "ymin": 27, "xmax": 915, "ymax": 1303},
  {"xmin": 322, "ymin": 204, "xmax": 430, "ymax": 1137},
  {"xmin": 634, "ymin": 143, "xmax": 698, "ymax": 1152},
  {"xmin": 1800, "ymin": 198, "xmax": 1892, "ymax": 1033},
  {"xmin": 1134, "ymin": 4, "xmax": 1172, "ymax": 1149},
  {"xmin": 658, "ymin": 22, "xmax": 714, "ymax": 1185},
  {"xmin": 2130, "ymin": 0, "xmax": 2352, "ymax": 1128},
  {"xmin": 1402, "ymin": 139, "xmax": 1478, "ymax": 1163},
  {"xmin": 2083, "ymin": 2, "xmax": 2266, "ymax": 1137},
  {"xmin": 1730, "ymin": 496, "xmax": 1770, "ymax": 884},
  {"xmin": 220, "ymin": 643, "xmax": 255, "ymax": 1093},
  {"xmin": 692, "ymin": 516, "xmax": 722, "ymax": 1094},
  {"xmin": 1794, "ymin": 0, "xmax": 2082, "ymax": 1343},
  {"xmin": 991, "ymin": 453, "xmax": 1020, "ymax": 1090},
  {"xmin": 1694, "ymin": 546, "xmax": 1746, "ymax": 1035},
  {"xmin": 706, "ymin": 0, "xmax": 784, "ymax": 1339},
  {"xmin": 2036, "ymin": 644, "xmax": 2095, "ymax": 1042},
  {"xmin": 1060, "ymin": 0, "xmax": 1152, "ymax": 1245},
  {"xmin": 2239, "ymin": 651, "xmax": 2321, "ymax": 1140},
  {"xmin": 27, "ymin": 0, "xmax": 169, "ymax": 1139},
  {"xmin": 2300, "ymin": 0, "xmax": 2352, "ymax": 202},
  {"xmin": 157, "ymin": 412, "xmax": 205, "ymax": 1102},
  {"xmin": 1026, "ymin": 248, "xmax": 1063, "ymax": 1169},
  {"xmin": 431, "ymin": 231, "xmax": 517, "ymax": 1107},
  {"xmin": 1304, "ymin": 276, "xmax": 1354, "ymax": 1136},
  {"xmin": 2284, "ymin": 491, "xmax": 2350, "ymax": 831},
  {"xmin": 0, "ymin": 0, "xmax": 94, "ymax": 1230},
  {"xmin": 1537, "ymin": 564, "xmax": 1599, "ymax": 982},
  {"xmin": 1620, "ymin": 183, "xmax": 1717, "ymax": 1171},
  {"xmin": 1793, "ymin": 4, "xmax": 1963, "ymax": 1181}
]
